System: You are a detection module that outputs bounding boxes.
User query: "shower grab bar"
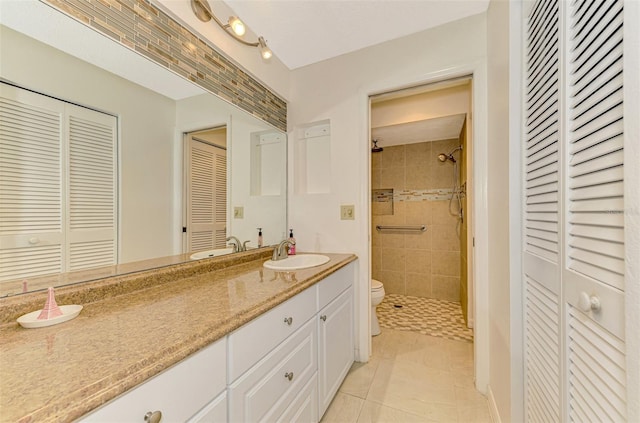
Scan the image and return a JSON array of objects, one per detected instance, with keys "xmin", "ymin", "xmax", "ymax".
[{"xmin": 375, "ymin": 225, "xmax": 426, "ymax": 233}]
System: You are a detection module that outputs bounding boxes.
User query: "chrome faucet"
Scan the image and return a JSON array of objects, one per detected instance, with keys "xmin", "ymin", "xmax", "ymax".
[
  {"xmin": 226, "ymin": 236, "xmax": 243, "ymax": 252},
  {"xmin": 242, "ymin": 240, "xmax": 251, "ymax": 251},
  {"xmin": 272, "ymin": 239, "xmax": 295, "ymax": 261}
]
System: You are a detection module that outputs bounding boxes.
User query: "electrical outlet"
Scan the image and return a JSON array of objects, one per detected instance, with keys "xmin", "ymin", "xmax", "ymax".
[
  {"xmin": 233, "ymin": 206, "xmax": 244, "ymax": 219},
  {"xmin": 340, "ymin": 205, "xmax": 355, "ymax": 220}
]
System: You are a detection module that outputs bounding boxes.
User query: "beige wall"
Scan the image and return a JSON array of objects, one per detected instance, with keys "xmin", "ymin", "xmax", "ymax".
[{"xmin": 371, "ymin": 139, "xmax": 462, "ymax": 301}]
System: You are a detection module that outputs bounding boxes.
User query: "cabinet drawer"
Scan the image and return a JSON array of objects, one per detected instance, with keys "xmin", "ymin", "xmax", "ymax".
[
  {"xmin": 228, "ymin": 318, "xmax": 317, "ymax": 422},
  {"xmin": 81, "ymin": 338, "xmax": 226, "ymax": 423},
  {"xmin": 318, "ymin": 263, "xmax": 353, "ymax": 310},
  {"xmin": 278, "ymin": 372, "xmax": 318, "ymax": 423},
  {"xmin": 228, "ymin": 286, "xmax": 317, "ymax": 381}
]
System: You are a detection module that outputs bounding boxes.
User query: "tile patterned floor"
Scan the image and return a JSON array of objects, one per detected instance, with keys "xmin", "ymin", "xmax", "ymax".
[
  {"xmin": 321, "ymin": 329, "xmax": 491, "ymax": 423},
  {"xmin": 377, "ymin": 294, "xmax": 474, "ymax": 343}
]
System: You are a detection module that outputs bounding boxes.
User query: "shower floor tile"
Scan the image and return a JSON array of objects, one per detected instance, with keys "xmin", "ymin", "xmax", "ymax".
[{"xmin": 377, "ymin": 294, "xmax": 473, "ymax": 342}]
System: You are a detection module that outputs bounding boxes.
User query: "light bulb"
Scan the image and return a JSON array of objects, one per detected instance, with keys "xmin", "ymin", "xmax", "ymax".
[
  {"xmin": 228, "ymin": 16, "xmax": 245, "ymax": 36},
  {"xmin": 258, "ymin": 37, "xmax": 272, "ymax": 60}
]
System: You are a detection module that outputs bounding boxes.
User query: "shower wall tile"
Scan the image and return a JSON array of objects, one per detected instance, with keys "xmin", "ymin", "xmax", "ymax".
[
  {"xmin": 380, "ymin": 233, "xmax": 405, "ymax": 249},
  {"xmin": 371, "ymin": 168, "xmax": 382, "ymax": 190},
  {"xmin": 406, "ymin": 166, "xmax": 431, "ymax": 189},
  {"xmin": 380, "ymin": 202, "xmax": 405, "ymax": 226},
  {"xmin": 404, "ymin": 230, "xmax": 431, "ymax": 250},
  {"xmin": 432, "ymin": 276, "xmax": 460, "ymax": 303},
  {"xmin": 405, "ymin": 201, "xmax": 432, "ymax": 225},
  {"xmin": 405, "ymin": 142, "xmax": 430, "ymax": 168},
  {"xmin": 432, "ymin": 201, "xmax": 457, "ymax": 225},
  {"xmin": 405, "ymin": 249, "xmax": 431, "ymax": 274},
  {"xmin": 381, "ymin": 248, "xmax": 406, "ymax": 272},
  {"xmin": 372, "ymin": 247, "xmax": 382, "ymax": 273},
  {"xmin": 432, "ymin": 225, "xmax": 460, "ymax": 252},
  {"xmin": 371, "ymin": 151, "xmax": 382, "ymax": 169},
  {"xmin": 378, "ymin": 270, "xmax": 405, "ymax": 295},
  {"xmin": 381, "ymin": 167, "xmax": 405, "ymax": 190},
  {"xmin": 44, "ymin": 0, "xmax": 287, "ymax": 131},
  {"xmin": 406, "ymin": 273, "xmax": 432, "ymax": 298},
  {"xmin": 381, "ymin": 145, "xmax": 406, "ymax": 168},
  {"xmin": 432, "ymin": 251, "xmax": 461, "ymax": 277}
]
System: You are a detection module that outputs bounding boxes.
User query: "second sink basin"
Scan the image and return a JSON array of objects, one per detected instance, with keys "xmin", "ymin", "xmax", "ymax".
[{"xmin": 263, "ymin": 254, "xmax": 330, "ymax": 270}]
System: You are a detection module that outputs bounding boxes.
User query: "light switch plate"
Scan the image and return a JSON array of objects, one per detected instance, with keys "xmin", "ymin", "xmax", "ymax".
[
  {"xmin": 340, "ymin": 205, "xmax": 355, "ymax": 220},
  {"xmin": 234, "ymin": 206, "xmax": 244, "ymax": 219}
]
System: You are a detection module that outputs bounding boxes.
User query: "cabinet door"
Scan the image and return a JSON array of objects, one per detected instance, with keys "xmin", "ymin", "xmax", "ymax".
[
  {"xmin": 188, "ymin": 391, "xmax": 227, "ymax": 423},
  {"xmin": 318, "ymin": 288, "xmax": 354, "ymax": 418}
]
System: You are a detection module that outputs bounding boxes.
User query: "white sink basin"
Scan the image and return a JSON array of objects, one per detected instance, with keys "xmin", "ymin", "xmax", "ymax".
[
  {"xmin": 190, "ymin": 247, "xmax": 235, "ymax": 260},
  {"xmin": 263, "ymin": 254, "xmax": 330, "ymax": 270}
]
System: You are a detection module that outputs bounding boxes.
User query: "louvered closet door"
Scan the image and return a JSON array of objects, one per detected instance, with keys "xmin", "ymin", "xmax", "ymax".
[
  {"xmin": 0, "ymin": 84, "xmax": 65, "ymax": 282},
  {"xmin": 65, "ymin": 104, "xmax": 117, "ymax": 272},
  {"xmin": 563, "ymin": 0, "xmax": 626, "ymax": 421},
  {"xmin": 523, "ymin": 1, "xmax": 562, "ymax": 421},
  {"xmin": 524, "ymin": 0, "xmax": 629, "ymax": 421},
  {"xmin": 187, "ymin": 138, "xmax": 227, "ymax": 252}
]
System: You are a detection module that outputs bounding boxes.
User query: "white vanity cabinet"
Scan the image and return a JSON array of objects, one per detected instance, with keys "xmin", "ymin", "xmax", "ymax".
[
  {"xmin": 81, "ymin": 337, "xmax": 227, "ymax": 423},
  {"xmin": 79, "ymin": 262, "xmax": 355, "ymax": 423},
  {"xmin": 317, "ymin": 267, "xmax": 354, "ymax": 418}
]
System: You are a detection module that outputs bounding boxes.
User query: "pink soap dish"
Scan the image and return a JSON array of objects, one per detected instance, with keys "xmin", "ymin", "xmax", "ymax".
[{"xmin": 17, "ymin": 305, "xmax": 83, "ymax": 329}]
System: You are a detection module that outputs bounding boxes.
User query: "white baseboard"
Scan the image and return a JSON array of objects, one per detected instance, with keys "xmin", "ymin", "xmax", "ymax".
[{"xmin": 487, "ymin": 385, "xmax": 502, "ymax": 423}]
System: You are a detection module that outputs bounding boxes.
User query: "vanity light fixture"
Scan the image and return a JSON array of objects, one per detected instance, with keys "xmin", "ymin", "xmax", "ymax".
[{"xmin": 191, "ymin": 0, "xmax": 272, "ymax": 60}]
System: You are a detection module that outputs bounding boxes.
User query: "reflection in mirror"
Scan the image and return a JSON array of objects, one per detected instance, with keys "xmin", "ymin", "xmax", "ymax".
[{"xmin": 0, "ymin": 4, "xmax": 286, "ymax": 297}]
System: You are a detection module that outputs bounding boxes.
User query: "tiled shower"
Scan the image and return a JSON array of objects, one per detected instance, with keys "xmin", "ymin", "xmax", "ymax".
[{"xmin": 371, "ymin": 122, "xmax": 470, "ymax": 331}]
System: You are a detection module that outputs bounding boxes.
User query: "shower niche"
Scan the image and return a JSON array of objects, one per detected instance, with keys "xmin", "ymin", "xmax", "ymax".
[{"xmin": 250, "ymin": 130, "xmax": 286, "ymax": 196}]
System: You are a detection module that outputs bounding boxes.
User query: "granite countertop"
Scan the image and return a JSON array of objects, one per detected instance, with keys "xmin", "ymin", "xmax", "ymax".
[{"xmin": 0, "ymin": 250, "xmax": 356, "ymax": 422}]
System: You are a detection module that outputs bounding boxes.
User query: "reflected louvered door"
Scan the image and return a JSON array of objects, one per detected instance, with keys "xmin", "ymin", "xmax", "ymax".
[
  {"xmin": 187, "ymin": 138, "xmax": 227, "ymax": 252},
  {"xmin": 65, "ymin": 104, "xmax": 117, "ymax": 271},
  {"xmin": 563, "ymin": 0, "xmax": 626, "ymax": 421},
  {"xmin": 0, "ymin": 84, "xmax": 65, "ymax": 282},
  {"xmin": 523, "ymin": 1, "xmax": 562, "ymax": 421}
]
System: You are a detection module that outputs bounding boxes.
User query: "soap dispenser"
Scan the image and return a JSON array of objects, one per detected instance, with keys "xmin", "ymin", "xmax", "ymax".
[
  {"xmin": 288, "ymin": 229, "xmax": 296, "ymax": 255},
  {"xmin": 257, "ymin": 228, "xmax": 263, "ymax": 248}
]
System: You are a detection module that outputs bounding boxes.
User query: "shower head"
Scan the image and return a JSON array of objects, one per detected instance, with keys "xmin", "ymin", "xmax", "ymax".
[
  {"xmin": 372, "ymin": 139, "xmax": 383, "ymax": 153},
  {"xmin": 437, "ymin": 153, "xmax": 450, "ymax": 162},
  {"xmin": 437, "ymin": 145, "xmax": 463, "ymax": 163}
]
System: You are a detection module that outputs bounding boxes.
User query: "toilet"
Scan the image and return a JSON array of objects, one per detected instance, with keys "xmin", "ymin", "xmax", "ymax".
[{"xmin": 371, "ymin": 279, "xmax": 385, "ymax": 336}]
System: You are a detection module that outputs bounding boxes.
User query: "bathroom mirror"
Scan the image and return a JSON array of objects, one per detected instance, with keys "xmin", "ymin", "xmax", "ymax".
[{"xmin": 0, "ymin": 2, "xmax": 287, "ymax": 297}]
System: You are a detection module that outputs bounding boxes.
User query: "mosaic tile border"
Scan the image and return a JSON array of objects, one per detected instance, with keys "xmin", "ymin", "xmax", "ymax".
[
  {"xmin": 377, "ymin": 293, "xmax": 474, "ymax": 342},
  {"xmin": 374, "ymin": 188, "xmax": 465, "ymax": 202},
  {"xmin": 42, "ymin": 0, "xmax": 287, "ymax": 131}
]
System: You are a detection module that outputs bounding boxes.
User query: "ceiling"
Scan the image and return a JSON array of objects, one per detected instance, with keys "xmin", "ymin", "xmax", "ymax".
[
  {"xmin": 223, "ymin": 0, "xmax": 490, "ymax": 70},
  {"xmin": 372, "ymin": 114, "xmax": 466, "ymax": 147}
]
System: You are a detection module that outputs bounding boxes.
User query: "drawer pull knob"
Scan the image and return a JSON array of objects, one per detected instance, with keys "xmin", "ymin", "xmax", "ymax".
[
  {"xmin": 578, "ymin": 292, "xmax": 601, "ymax": 312},
  {"xmin": 284, "ymin": 317, "xmax": 293, "ymax": 325},
  {"xmin": 29, "ymin": 237, "xmax": 40, "ymax": 245},
  {"xmin": 144, "ymin": 411, "xmax": 162, "ymax": 423},
  {"xmin": 320, "ymin": 315, "xmax": 327, "ymax": 322},
  {"xmin": 285, "ymin": 371, "xmax": 294, "ymax": 381}
]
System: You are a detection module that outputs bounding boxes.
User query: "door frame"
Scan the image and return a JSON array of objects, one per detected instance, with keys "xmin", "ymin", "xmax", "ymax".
[{"xmin": 359, "ymin": 60, "xmax": 493, "ymax": 392}]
